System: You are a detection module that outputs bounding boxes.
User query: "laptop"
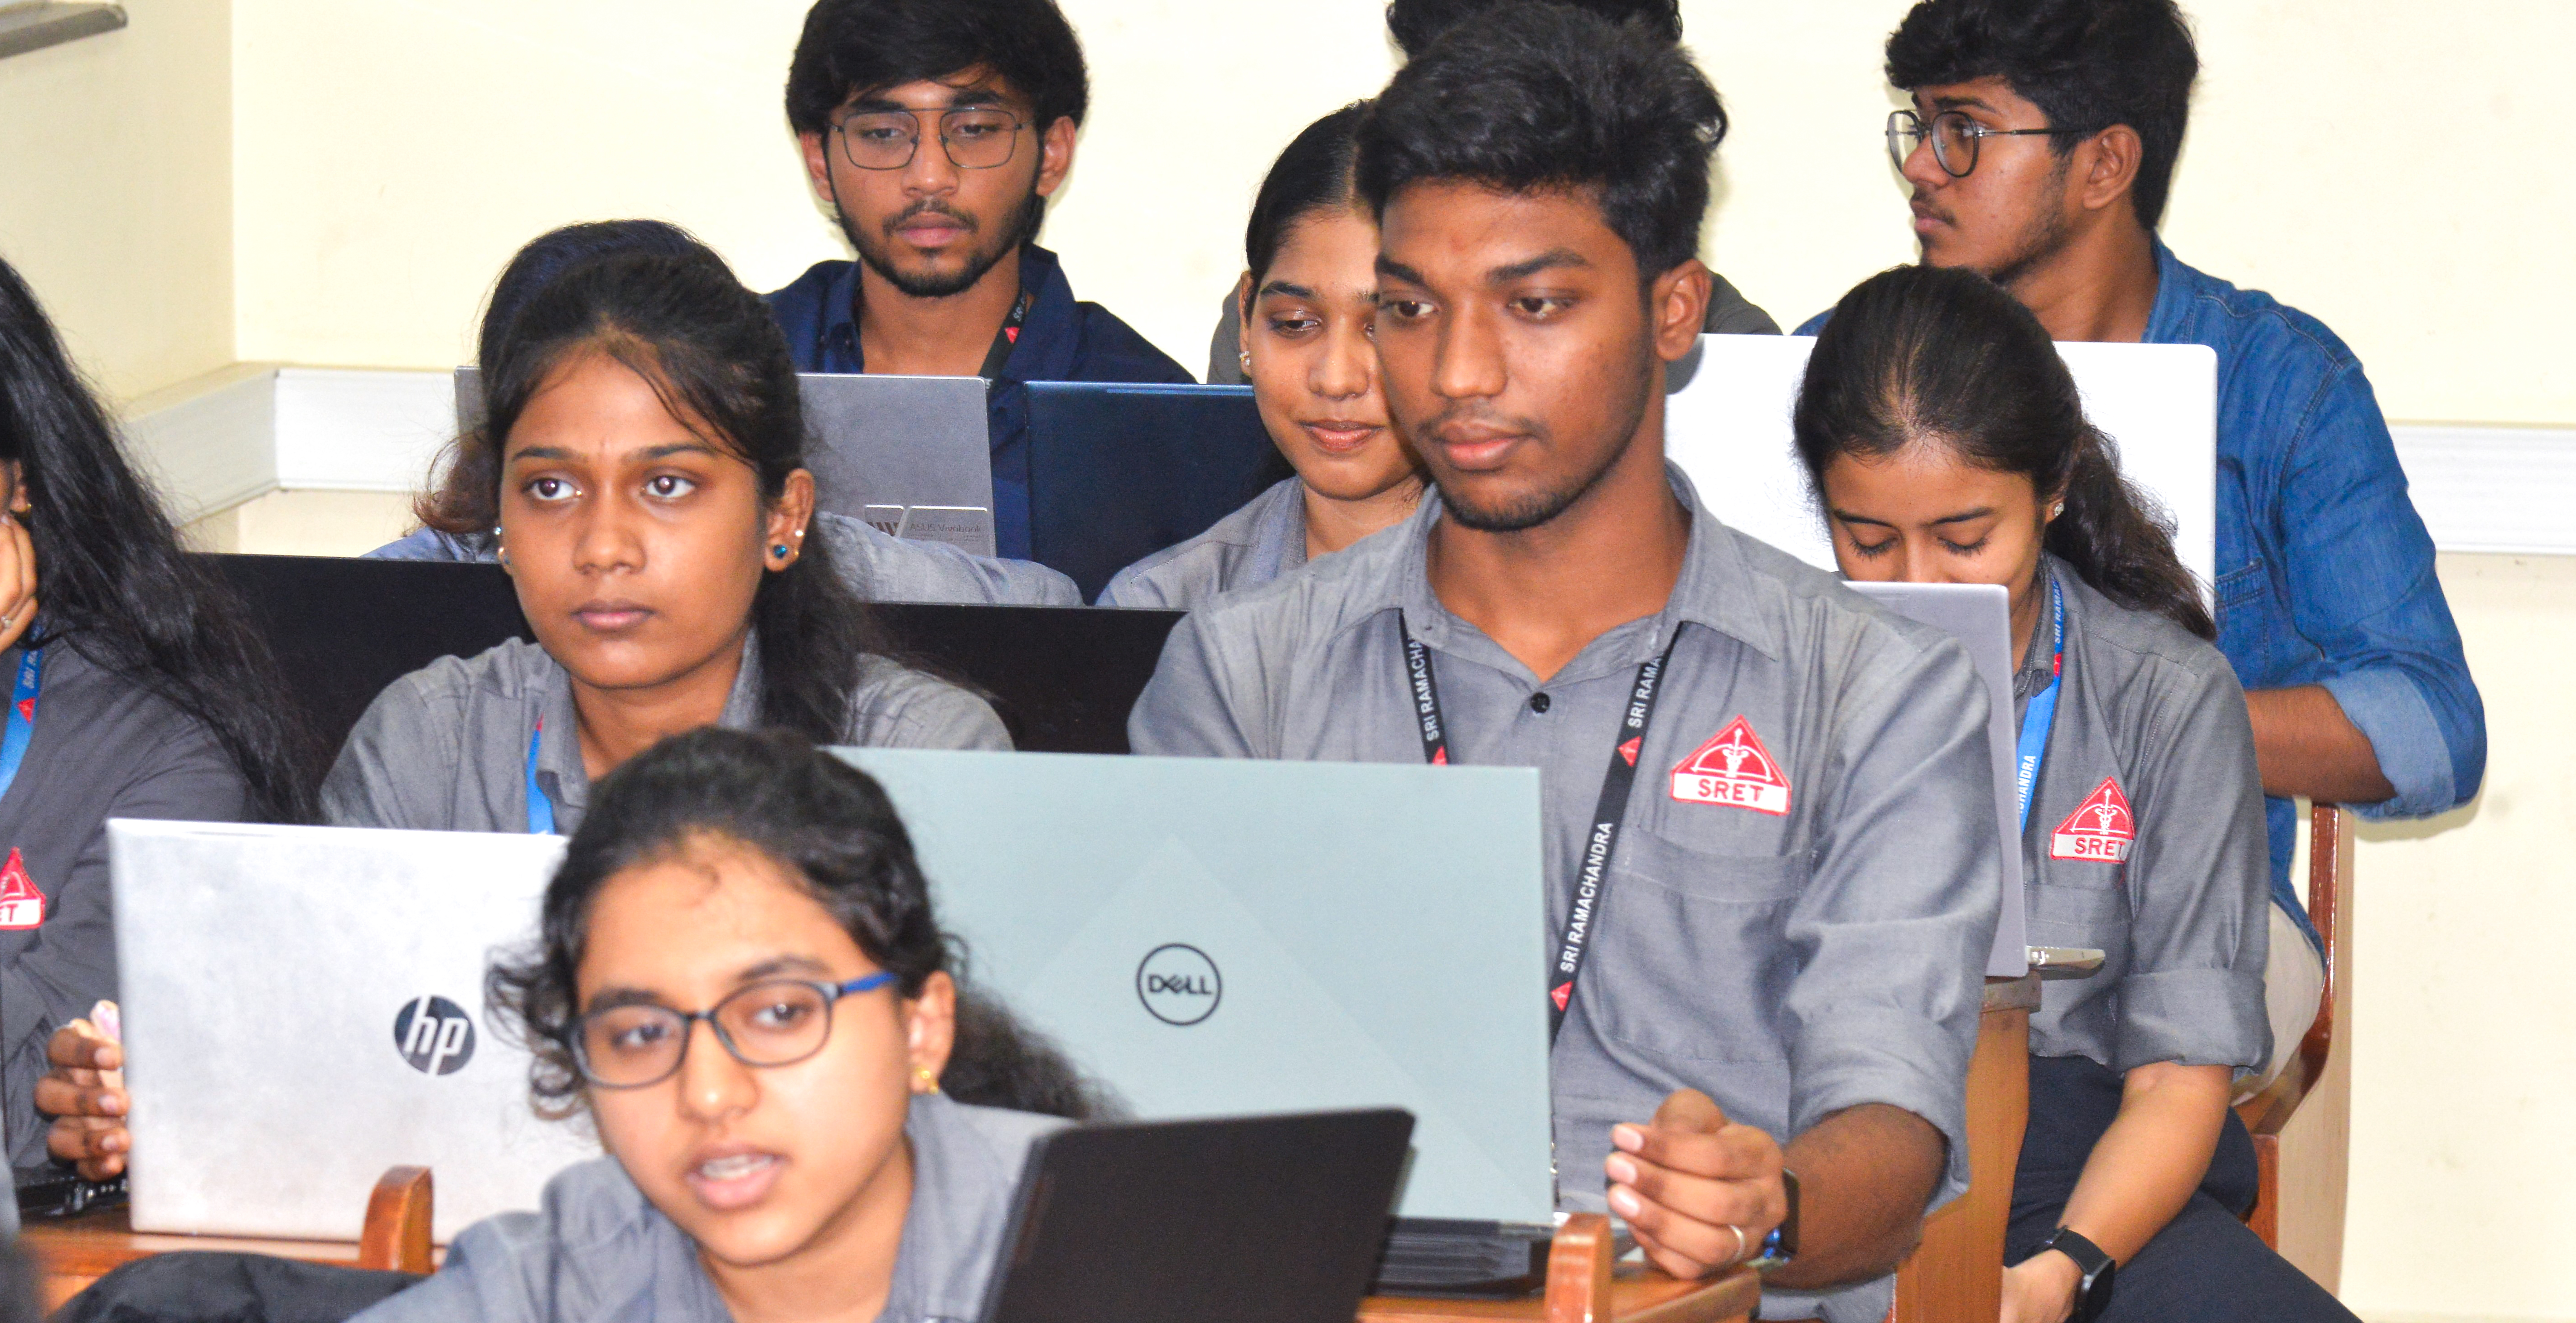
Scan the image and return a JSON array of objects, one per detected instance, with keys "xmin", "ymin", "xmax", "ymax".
[
  {"xmin": 107, "ymin": 820, "xmax": 592, "ymax": 1242},
  {"xmin": 832, "ymin": 748, "xmax": 1557, "ymax": 1290},
  {"xmin": 455, "ymin": 367, "xmax": 997, "ymax": 556},
  {"xmin": 1023, "ymin": 382, "xmax": 1293, "ymax": 600},
  {"xmin": 1843, "ymin": 582, "xmax": 2028, "ymax": 976},
  {"xmin": 978, "ymin": 1111, "xmax": 1414, "ymax": 1323}
]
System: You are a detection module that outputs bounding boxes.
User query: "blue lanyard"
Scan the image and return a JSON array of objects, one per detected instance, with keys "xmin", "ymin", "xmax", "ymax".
[
  {"xmin": 0, "ymin": 648, "xmax": 40, "ymax": 802},
  {"xmin": 2012, "ymin": 576, "xmax": 2066, "ymax": 832},
  {"xmin": 526, "ymin": 721, "xmax": 557, "ymax": 835}
]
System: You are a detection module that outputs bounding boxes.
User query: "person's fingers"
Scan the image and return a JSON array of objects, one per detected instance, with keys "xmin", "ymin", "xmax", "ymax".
[
  {"xmin": 33, "ymin": 1074, "xmax": 123, "ymax": 1119},
  {"xmin": 46, "ymin": 1114, "xmax": 130, "ymax": 1179},
  {"xmin": 1605, "ymin": 1148, "xmax": 1776, "ymax": 1230},
  {"xmin": 1610, "ymin": 1192, "xmax": 1737, "ymax": 1278},
  {"xmin": 1652, "ymin": 1087, "xmax": 1728, "ymax": 1133},
  {"xmin": 46, "ymin": 1025, "xmax": 120, "ymax": 1072},
  {"xmin": 1612, "ymin": 1116, "xmax": 1777, "ymax": 1186}
]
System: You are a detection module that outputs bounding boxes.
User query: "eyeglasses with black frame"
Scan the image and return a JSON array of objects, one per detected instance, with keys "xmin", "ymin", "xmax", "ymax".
[
  {"xmin": 1886, "ymin": 109, "xmax": 2086, "ymax": 179},
  {"xmin": 567, "ymin": 971, "xmax": 898, "ymax": 1089},
  {"xmin": 833, "ymin": 107, "xmax": 1030, "ymax": 172}
]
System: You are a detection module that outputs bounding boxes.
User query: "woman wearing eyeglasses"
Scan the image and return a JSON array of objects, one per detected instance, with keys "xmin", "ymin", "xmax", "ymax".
[
  {"xmin": 328, "ymin": 728, "xmax": 1066, "ymax": 1323},
  {"xmin": 1097, "ymin": 103, "xmax": 1427, "ymax": 610}
]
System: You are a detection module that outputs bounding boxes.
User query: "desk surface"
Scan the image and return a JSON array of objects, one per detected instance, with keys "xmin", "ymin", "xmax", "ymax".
[{"xmin": 1362, "ymin": 1264, "xmax": 1761, "ymax": 1322}]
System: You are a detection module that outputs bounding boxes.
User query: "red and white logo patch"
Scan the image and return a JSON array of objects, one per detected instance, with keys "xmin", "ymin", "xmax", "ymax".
[
  {"xmin": 2050, "ymin": 778, "xmax": 2136, "ymax": 864},
  {"xmin": 1669, "ymin": 716, "xmax": 1792, "ymax": 816},
  {"xmin": 0, "ymin": 849, "xmax": 43, "ymax": 929}
]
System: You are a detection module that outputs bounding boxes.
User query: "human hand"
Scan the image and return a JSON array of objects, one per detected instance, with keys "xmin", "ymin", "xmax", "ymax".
[
  {"xmin": 36, "ymin": 1017, "xmax": 129, "ymax": 1180},
  {"xmin": 1603, "ymin": 1089, "xmax": 1787, "ymax": 1279},
  {"xmin": 2000, "ymin": 1250, "xmax": 2081, "ymax": 1323}
]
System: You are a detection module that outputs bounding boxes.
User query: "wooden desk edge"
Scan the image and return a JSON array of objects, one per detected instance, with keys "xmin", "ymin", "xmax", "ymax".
[{"xmin": 1361, "ymin": 1262, "xmax": 1762, "ymax": 1322}]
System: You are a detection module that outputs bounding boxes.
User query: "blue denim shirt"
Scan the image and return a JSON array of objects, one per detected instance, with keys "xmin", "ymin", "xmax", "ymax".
[
  {"xmin": 1802, "ymin": 246, "xmax": 2484, "ymax": 938},
  {"xmin": 764, "ymin": 242, "xmax": 1195, "ymax": 559}
]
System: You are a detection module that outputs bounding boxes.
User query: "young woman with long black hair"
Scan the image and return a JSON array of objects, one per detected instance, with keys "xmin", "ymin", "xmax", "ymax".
[
  {"xmin": 350, "ymin": 728, "xmax": 1077, "ymax": 1323},
  {"xmin": 323, "ymin": 245, "xmax": 1009, "ymax": 834},
  {"xmin": 1793, "ymin": 264, "xmax": 2352, "ymax": 1323},
  {"xmin": 371, "ymin": 221, "xmax": 1080, "ymax": 608},
  {"xmin": 0, "ymin": 254, "xmax": 309, "ymax": 1171},
  {"xmin": 1097, "ymin": 103, "xmax": 1426, "ymax": 608}
]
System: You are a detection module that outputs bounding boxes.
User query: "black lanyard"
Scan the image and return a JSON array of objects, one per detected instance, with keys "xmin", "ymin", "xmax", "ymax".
[
  {"xmin": 976, "ymin": 285, "xmax": 1035, "ymax": 379},
  {"xmin": 1398, "ymin": 613, "xmax": 1677, "ymax": 1042}
]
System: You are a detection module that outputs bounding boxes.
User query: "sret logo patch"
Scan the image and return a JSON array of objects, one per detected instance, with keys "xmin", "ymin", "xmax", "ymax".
[
  {"xmin": 2050, "ymin": 777, "xmax": 2136, "ymax": 863},
  {"xmin": 1669, "ymin": 716, "xmax": 1791, "ymax": 816}
]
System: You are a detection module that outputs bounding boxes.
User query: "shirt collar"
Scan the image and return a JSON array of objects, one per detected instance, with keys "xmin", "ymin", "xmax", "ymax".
[
  {"xmin": 2142, "ymin": 237, "xmax": 2193, "ymax": 345},
  {"xmin": 2011, "ymin": 557, "xmax": 2066, "ymax": 701},
  {"xmin": 821, "ymin": 243, "xmax": 1074, "ymax": 382},
  {"xmin": 534, "ymin": 633, "xmax": 765, "ymax": 818},
  {"xmin": 1244, "ymin": 478, "xmax": 1310, "ymax": 584},
  {"xmin": 891, "ymin": 1092, "xmax": 1020, "ymax": 1322},
  {"xmin": 1355, "ymin": 462, "xmax": 1786, "ymax": 668}
]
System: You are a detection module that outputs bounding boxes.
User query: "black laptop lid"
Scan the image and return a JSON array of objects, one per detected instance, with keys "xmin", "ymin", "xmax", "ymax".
[
  {"xmin": 1023, "ymin": 382, "xmax": 1293, "ymax": 600},
  {"xmin": 979, "ymin": 1110, "xmax": 1414, "ymax": 1323},
  {"xmin": 203, "ymin": 555, "xmax": 1180, "ymax": 771}
]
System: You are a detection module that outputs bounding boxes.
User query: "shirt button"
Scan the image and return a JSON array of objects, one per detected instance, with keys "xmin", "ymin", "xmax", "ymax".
[{"xmin": 1528, "ymin": 692, "xmax": 1552, "ymax": 714}]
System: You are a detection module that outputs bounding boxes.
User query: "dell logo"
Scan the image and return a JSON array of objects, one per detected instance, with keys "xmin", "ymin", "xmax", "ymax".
[
  {"xmin": 393, "ymin": 995, "xmax": 477, "ymax": 1076},
  {"xmin": 1135, "ymin": 944, "xmax": 1222, "ymax": 1026}
]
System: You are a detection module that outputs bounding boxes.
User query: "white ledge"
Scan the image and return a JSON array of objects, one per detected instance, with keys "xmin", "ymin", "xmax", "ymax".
[{"xmin": 116, "ymin": 364, "xmax": 2576, "ymax": 556}]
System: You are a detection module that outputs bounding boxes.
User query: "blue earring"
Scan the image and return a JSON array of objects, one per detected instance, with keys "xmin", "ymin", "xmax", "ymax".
[{"xmin": 772, "ymin": 544, "xmax": 791, "ymax": 560}]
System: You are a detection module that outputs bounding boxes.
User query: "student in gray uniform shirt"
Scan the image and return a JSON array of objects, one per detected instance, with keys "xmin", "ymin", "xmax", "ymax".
[
  {"xmin": 367, "ymin": 221, "xmax": 1079, "ymax": 608},
  {"xmin": 1202, "ymin": 0, "xmax": 1777, "ymax": 387},
  {"xmin": 1099, "ymin": 103, "xmax": 1425, "ymax": 609},
  {"xmin": 350, "ymin": 729, "xmax": 1067, "ymax": 1323},
  {"xmin": 0, "ymin": 258, "xmax": 311, "ymax": 1178},
  {"xmin": 326, "ymin": 246, "xmax": 1006, "ymax": 837},
  {"xmin": 1131, "ymin": 18, "xmax": 1995, "ymax": 1321},
  {"xmin": 1795, "ymin": 266, "xmax": 2356, "ymax": 1323}
]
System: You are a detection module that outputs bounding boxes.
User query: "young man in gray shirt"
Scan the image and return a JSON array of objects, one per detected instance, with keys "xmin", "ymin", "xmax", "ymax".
[{"xmin": 1129, "ymin": 13, "xmax": 1998, "ymax": 1322}]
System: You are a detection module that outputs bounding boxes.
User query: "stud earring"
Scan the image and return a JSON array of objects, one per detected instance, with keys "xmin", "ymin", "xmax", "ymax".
[
  {"xmin": 2051, "ymin": 502, "xmax": 2065, "ymax": 519},
  {"xmin": 772, "ymin": 543, "xmax": 792, "ymax": 560},
  {"xmin": 1238, "ymin": 347, "xmax": 1253, "ymax": 376},
  {"xmin": 912, "ymin": 1063, "xmax": 941, "ymax": 1095}
]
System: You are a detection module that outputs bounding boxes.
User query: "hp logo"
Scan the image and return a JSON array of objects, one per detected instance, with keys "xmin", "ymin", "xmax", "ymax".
[
  {"xmin": 1135, "ymin": 944, "xmax": 1222, "ymax": 1026},
  {"xmin": 393, "ymin": 995, "xmax": 477, "ymax": 1076}
]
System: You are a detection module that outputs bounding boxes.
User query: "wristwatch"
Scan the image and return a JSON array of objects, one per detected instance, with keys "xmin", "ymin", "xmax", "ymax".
[
  {"xmin": 2039, "ymin": 1226, "xmax": 2116, "ymax": 1323},
  {"xmin": 1746, "ymin": 1169, "xmax": 1799, "ymax": 1271}
]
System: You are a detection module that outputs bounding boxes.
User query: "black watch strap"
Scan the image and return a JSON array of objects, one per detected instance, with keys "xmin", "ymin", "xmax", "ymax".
[{"xmin": 2040, "ymin": 1226, "xmax": 2117, "ymax": 1323}]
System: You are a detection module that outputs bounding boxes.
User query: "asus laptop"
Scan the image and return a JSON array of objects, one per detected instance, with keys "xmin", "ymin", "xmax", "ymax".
[
  {"xmin": 1022, "ymin": 382, "xmax": 1291, "ymax": 600},
  {"xmin": 107, "ymin": 820, "xmax": 592, "ymax": 1242}
]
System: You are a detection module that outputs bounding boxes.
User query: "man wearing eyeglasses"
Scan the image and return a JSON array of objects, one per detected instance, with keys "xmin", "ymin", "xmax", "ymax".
[
  {"xmin": 768, "ymin": 0, "xmax": 1194, "ymax": 559},
  {"xmin": 1825, "ymin": 0, "xmax": 2481, "ymax": 1076},
  {"xmin": 1809, "ymin": 0, "xmax": 2482, "ymax": 1316}
]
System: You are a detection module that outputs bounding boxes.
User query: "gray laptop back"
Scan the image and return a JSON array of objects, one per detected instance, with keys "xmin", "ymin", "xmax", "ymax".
[
  {"xmin": 833, "ymin": 748, "xmax": 1555, "ymax": 1225},
  {"xmin": 108, "ymin": 820, "xmax": 592, "ymax": 1241},
  {"xmin": 454, "ymin": 367, "xmax": 995, "ymax": 556},
  {"xmin": 1844, "ymin": 582, "xmax": 2025, "ymax": 975}
]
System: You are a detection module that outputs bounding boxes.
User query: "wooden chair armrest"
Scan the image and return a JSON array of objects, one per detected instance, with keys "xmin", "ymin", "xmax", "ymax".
[
  {"xmin": 2234, "ymin": 803, "xmax": 2347, "ymax": 1137},
  {"xmin": 357, "ymin": 1166, "xmax": 435, "ymax": 1274}
]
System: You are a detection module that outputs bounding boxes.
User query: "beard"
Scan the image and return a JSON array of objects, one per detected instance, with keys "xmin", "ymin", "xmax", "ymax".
[
  {"xmin": 1430, "ymin": 348, "xmax": 1658, "ymax": 534},
  {"xmin": 1978, "ymin": 156, "xmax": 2080, "ymax": 291},
  {"xmin": 844, "ymin": 186, "xmax": 1046, "ymax": 299}
]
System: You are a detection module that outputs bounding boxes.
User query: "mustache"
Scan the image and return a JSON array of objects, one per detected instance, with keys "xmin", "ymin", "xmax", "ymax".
[{"xmin": 882, "ymin": 199, "xmax": 978, "ymax": 237}]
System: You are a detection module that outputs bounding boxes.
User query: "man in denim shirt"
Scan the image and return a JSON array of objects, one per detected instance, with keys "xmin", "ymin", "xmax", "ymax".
[{"xmin": 1811, "ymin": 0, "xmax": 2485, "ymax": 964}]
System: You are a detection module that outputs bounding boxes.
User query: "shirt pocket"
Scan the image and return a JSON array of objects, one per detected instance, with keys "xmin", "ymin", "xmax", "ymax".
[
  {"xmin": 1585, "ymin": 827, "xmax": 1804, "ymax": 1064},
  {"xmin": 2025, "ymin": 863, "xmax": 2133, "ymax": 966}
]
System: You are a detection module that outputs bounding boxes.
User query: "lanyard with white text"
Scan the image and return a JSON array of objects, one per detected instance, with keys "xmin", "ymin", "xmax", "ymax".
[
  {"xmin": 526, "ymin": 722, "xmax": 557, "ymax": 836},
  {"xmin": 1398, "ymin": 613, "xmax": 1677, "ymax": 1042},
  {"xmin": 2013, "ymin": 576, "xmax": 2067, "ymax": 833},
  {"xmin": 0, "ymin": 648, "xmax": 41, "ymax": 802}
]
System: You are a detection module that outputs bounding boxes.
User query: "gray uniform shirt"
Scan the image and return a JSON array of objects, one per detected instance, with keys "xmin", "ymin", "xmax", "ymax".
[
  {"xmin": 1128, "ymin": 470, "xmax": 1998, "ymax": 1323},
  {"xmin": 0, "ymin": 631, "xmax": 252, "ymax": 1169},
  {"xmin": 322, "ymin": 636, "xmax": 1008, "ymax": 835},
  {"xmin": 366, "ymin": 512, "xmax": 1081, "ymax": 608},
  {"xmin": 350, "ymin": 1094, "xmax": 1064, "ymax": 1323},
  {"xmin": 2015, "ymin": 559, "xmax": 2270, "ymax": 1074},
  {"xmin": 1096, "ymin": 477, "xmax": 1308, "ymax": 609}
]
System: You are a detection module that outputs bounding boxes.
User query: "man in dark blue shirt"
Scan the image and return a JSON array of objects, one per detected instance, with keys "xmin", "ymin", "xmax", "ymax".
[
  {"xmin": 766, "ymin": 0, "xmax": 1193, "ymax": 558},
  {"xmin": 1810, "ymin": 0, "xmax": 2484, "ymax": 937}
]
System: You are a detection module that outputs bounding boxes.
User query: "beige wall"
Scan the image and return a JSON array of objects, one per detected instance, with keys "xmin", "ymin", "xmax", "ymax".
[
  {"xmin": 4, "ymin": 3, "xmax": 2571, "ymax": 1319},
  {"xmin": 0, "ymin": 0, "xmax": 232, "ymax": 403}
]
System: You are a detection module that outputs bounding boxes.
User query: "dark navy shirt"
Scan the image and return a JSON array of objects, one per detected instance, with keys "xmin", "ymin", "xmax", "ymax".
[{"xmin": 765, "ymin": 243, "xmax": 1196, "ymax": 560}]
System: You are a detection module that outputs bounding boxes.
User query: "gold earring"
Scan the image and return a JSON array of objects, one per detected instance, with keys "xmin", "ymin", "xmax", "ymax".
[{"xmin": 912, "ymin": 1064, "xmax": 941, "ymax": 1095}]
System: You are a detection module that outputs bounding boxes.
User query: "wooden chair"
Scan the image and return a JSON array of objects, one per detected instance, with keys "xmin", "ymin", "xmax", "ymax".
[
  {"xmin": 1361, "ymin": 1215, "xmax": 1760, "ymax": 1323},
  {"xmin": 2231, "ymin": 802, "xmax": 2352, "ymax": 1286}
]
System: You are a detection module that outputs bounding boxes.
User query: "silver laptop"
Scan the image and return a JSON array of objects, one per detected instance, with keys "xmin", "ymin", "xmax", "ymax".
[
  {"xmin": 108, "ymin": 820, "xmax": 592, "ymax": 1242},
  {"xmin": 1845, "ymin": 582, "xmax": 2027, "ymax": 976},
  {"xmin": 833, "ymin": 748, "xmax": 1554, "ymax": 1228},
  {"xmin": 455, "ymin": 367, "xmax": 996, "ymax": 556}
]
